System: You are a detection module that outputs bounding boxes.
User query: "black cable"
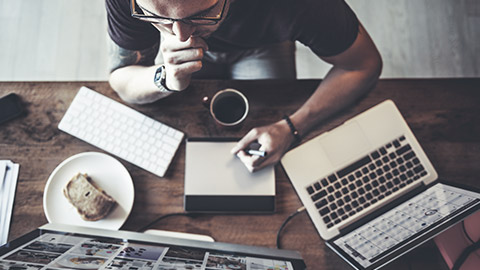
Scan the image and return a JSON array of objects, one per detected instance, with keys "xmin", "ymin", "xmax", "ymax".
[
  {"xmin": 137, "ymin": 212, "xmax": 197, "ymax": 233},
  {"xmin": 452, "ymin": 239, "xmax": 480, "ymax": 270},
  {"xmin": 451, "ymin": 219, "xmax": 479, "ymax": 270},
  {"xmin": 276, "ymin": 207, "xmax": 306, "ymax": 249},
  {"xmin": 461, "ymin": 220, "xmax": 475, "ymax": 244}
]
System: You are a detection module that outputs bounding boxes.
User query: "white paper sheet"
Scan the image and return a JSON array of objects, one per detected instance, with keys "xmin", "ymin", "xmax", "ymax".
[{"xmin": 0, "ymin": 160, "xmax": 20, "ymax": 246}]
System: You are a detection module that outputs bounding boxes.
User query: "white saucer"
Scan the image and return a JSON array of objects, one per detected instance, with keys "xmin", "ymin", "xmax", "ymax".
[{"xmin": 43, "ymin": 152, "xmax": 134, "ymax": 230}]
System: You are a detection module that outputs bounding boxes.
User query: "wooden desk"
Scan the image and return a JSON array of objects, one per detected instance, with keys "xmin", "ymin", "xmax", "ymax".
[{"xmin": 1, "ymin": 79, "xmax": 479, "ymax": 269}]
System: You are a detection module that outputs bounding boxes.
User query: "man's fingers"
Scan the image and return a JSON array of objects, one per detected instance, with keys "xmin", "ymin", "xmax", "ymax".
[
  {"xmin": 164, "ymin": 48, "xmax": 204, "ymax": 65},
  {"xmin": 161, "ymin": 36, "xmax": 208, "ymax": 53},
  {"xmin": 231, "ymin": 129, "xmax": 260, "ymax": 154}
]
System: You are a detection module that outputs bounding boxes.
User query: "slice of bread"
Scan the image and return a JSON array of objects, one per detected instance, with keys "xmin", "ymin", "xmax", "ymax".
[{"xmin": 63, "ymin": 173, "xmax": 117, "ymax": 221}]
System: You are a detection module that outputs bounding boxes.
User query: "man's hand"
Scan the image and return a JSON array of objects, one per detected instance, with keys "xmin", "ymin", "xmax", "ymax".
[
  {"xmin": 231, "ymin": 120, "xmax": 295, "ymax": 173},
  {"xmin": 160, "ymin": 34, "xmax": 208, "ymax": 91}
]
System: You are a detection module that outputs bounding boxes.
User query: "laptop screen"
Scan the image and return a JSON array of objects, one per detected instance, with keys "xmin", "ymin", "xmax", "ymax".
[{"xmin": 0, "ymin": 224, "xmax": 306, "ymax": 269}]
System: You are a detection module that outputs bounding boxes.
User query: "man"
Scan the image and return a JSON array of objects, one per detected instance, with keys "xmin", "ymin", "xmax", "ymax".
[{"xmin": 106, "ymin": 0, "xmax": 382, "ymax": 172}]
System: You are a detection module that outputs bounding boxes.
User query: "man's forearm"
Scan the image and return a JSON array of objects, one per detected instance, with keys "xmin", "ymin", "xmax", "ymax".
[
  {"xmin": 290, "ymin": 64, "xmax": 381, "ymax": 137},
  {"xmin": 109, "ymin": 65, "xmax": 172, "ymax": 104}
]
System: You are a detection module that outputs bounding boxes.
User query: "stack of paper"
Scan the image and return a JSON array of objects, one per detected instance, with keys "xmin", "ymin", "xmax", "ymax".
[{"xmin": 0, "ymin": 160, "xmax": 19, "ymax": 246}]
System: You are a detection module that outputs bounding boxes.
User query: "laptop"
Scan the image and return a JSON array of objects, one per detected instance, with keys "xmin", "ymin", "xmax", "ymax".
[
  {"xmin": 281, "ymin": 100, "xmax": 480, "ymax": 269},
  {"xmin": 0, "ymin": 223, "xmax": 306, "ymax": 269}
]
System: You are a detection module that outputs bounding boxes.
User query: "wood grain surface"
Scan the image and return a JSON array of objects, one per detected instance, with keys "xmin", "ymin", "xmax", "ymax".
[{"xmin": 1, "ymin": 79, "xmax": 479, "ymax": 269}]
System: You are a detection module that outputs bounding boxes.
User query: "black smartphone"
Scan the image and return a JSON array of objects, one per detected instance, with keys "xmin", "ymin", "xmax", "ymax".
[{"xmin": 0, "ymin": 93, "xmax": 24, "ymax": 125}]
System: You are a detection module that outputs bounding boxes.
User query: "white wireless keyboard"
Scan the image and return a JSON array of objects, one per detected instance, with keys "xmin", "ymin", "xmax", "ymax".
[{"xmin": 58, "ymin": 87, "xmax": 184, "ymax": 177}]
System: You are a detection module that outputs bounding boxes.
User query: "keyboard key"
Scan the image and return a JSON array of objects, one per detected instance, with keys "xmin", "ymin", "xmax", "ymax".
[
  {"xmin": 383, "ymin": 164, "xmax": 391, "ymax": 172},
  {"xmin": 330, "ymin": 203, "xmax": 337, "ymax": 211},
  {"xmin": 396, "ymin": 144, "xmax": 412, "ymax": 155},
  {"xmin": 352, "ymin": 201, "xmax": 359, "ymax": 208},
  {"xmin": 327, "ymin": 223, "xmax": 333, "ymax": 228},
  {"xmin": 348, "ymin": 175, "xmax": 355, "ymax": 182},
  {"xmin": 365, "ymin": 184, "xmax": 372, "ymax": 191},
  {"xmin": 323, "ymin": 216, "xmax": 331, "ymax": 223},
  {"xmin": 378, "ymin": 176, "xmax": 386, "ymax": 183},
  {"xmin": 362, "ymin": 167, "xmax": 369, "ymax": 174},
  {"xmin": 319, "ymin": 207, "xmax": 330, "ymax": 216},
  {"xmin": 328, "ymin": 174, "xmax": 338, "ymax": 183},
  {"xmin": 365, "ymin": 193, "xmax": 373, "ymax": 200},
  {"xmin": 341, "ymin": 215, "xmax": 349, "ymax": 221},
  {"xmin": 355, "ymin": 171, "xmax": 362, "ymax": 178},
  {"xmin": 389, "ymin": 161, "xmax": 397, "ymax": 168},
  {"xmin": 382, "ymin": 156, "xmax": 389, "ymax": 163},
  {"xmin": 372, "ymin": 189, "xmax": 380, "ymax": 196},
  {"xmin": 337, "ymin": 156, "xmax": 372, "ymax": 178},
  {"xmin": 371, "ymin": 150, "xmax": 380, "ymax": 159},
  {"xmin": 399, "ymin": 135, "xmax": 406, "ymax": 141},
  {"xmin": 399, "ymin": 165, "xmax": 406, "ymax": 172},
  {"xmin": 334, "ymin": 182, "xmax": 341, "ymax": 189},
  {"xmin": 327, "ymin": 186, "xmax": 334, "ymax": 193},
  {"xmin": 362, "ymin": 176, "xmax": 370, "ymax": 183},
  {"xmin": 331, "ymin": 212, "xmax": 338, "ymax": 220},
  {"xmin": 358, "ymin": 188, "xmax": 365, "ymax": 195},
  {"xmin": 314, "ymin": 182, "xmax": 321, "ymax": 190},
  {"xmin": 412, "ymin": 158, "xmax": 420, "ymax": 165},
  {"xmin": 376, "ymin": 168, "xmax": 383, "ymax": 175},
  {"xmin": 351, "ymin": 192, "xmax": 358, "ymax": 198},
  {"xmin": 341, "ymin": 187, "xmax": 349, "ymax": 194},
  {"xmin": 375, "ymin": 160, "xmax": 382, "ymax": 167},
  {"xmin": 348, "ymin": 183, "xmax": 356, "ymax": 191},
  {"xmin": 344, "ymin": 195, "xmax": 351, "ymax": 203},
  {"xmin": 338, "ymin": 208, "xmax": 345, "ymax": 216},
  {"xmin": 414, "ymin": 165, "xmax": 425, "ymax": 174},
  {"xmin": 338, "ymin": 199, "xmax": 345, "ymax": 207},
  {"xmin": 397, "ymin": 157, "xmax": 405, "ymax": 164},
  {"xmin": 371, "ymin": 198, "xmax": 378, "ymax": 204},
  {"xmin": 407, "ymin": 170, "xmax": 414, "ymax": 178},
  {"xmin": 321, "ymin": 178, "xmax": 329, "ymax": 187},
  {"xmin": 334, "ymin": 191, "xmax": 342, "ymax": 198},
  {"xmin": 386, "ymin": 143, "xmax": 392, "ymax": 149},
  {"xmin": 372, "ymin": 180, "xmax": 379, "ymax": 187},
  {"xmin": 379, "ymin": 147, "xmax": 387, "ymax": 155},
  {"xmin": 389, "ymin": 152, "xmax": 396, "ymax": 159},
  {"xmin": 355, "ymin": 180, "xmax": 363, "ymax": 187},
  {"xmin": 315, "ymin": 199, "xmax": 327, "ymax": 209},
  {"xmin": 393, "ymin": 140, "xmax": 401, "ymax": 148},
  {"xmin": 358, "ymin": 197, "xmax": 366, "ymax": 204},
  {"xmin": 341, "ymin": 178, "xmax": 348, "ymax": 185},
  {"xmin": 327, "ymin": 195, "xmax": 335, "ymax": 202},
  {"xmin": 306, "ymin": 186, "xmax": 315, "ymax": 195},
  {"xmin": 379, "ymin": 185, "xmax": 387, "ymax": 193},
  {"xmin": 406, "ymin": 161, "xmax": 413, "ymax": 168}
]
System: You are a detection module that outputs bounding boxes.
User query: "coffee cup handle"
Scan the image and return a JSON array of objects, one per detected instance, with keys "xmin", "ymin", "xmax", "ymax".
[{"xmin": 202, "ymin": 96, "xmax": 211, "ymax": 109}]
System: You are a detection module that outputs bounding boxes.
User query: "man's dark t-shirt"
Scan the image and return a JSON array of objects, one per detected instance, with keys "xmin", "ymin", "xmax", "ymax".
[{"xmin": 106, "ymin": 0, "xmax": 359, "ymax": 58}]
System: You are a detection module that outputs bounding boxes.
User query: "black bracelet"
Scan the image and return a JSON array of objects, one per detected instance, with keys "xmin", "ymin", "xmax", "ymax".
[{"xmin": 283, "ymin": 115, "xmax": 301, "ymax": 143}]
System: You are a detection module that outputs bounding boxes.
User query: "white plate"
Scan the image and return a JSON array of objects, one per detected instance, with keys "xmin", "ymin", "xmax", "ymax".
[{"xmin": 43, "ymin": 152, "xmax": 134, "ymax": 230}]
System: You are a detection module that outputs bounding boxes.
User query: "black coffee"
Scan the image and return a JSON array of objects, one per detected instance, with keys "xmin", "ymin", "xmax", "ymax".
[{"xmin": 212, "ymin": 95, "xmax": 246, "ymax": 124}]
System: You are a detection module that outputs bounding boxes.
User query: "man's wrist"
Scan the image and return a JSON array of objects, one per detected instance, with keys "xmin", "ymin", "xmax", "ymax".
[{"xmin": 153, "ymin": 65, "xmax": 181, "ymax": 93}]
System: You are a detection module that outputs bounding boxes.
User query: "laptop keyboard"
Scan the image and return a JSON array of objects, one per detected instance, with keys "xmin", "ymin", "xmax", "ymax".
[{"xmin": 306, "ymin": 135, "xmax": 428, "ymax": 228}]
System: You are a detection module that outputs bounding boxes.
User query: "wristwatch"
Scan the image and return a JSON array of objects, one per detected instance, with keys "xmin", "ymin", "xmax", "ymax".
[{"xmin": 153, "ymin": 65, "xmax": 179, "ymax": 92}]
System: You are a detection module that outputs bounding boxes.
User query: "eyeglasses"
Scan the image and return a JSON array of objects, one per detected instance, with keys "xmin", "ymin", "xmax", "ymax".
[{"xmin": 131, "ymin": 0, "xmax": 227, "ymax": 26}]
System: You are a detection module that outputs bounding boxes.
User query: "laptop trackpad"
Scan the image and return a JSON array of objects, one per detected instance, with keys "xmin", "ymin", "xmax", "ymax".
[{"xmin": 320, "ymin": 121, "xmax": 371, "ymax": 167}]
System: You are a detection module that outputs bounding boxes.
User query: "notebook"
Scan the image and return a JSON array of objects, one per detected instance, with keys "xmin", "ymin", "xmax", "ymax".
[
  {"xmin": 0, "ymin": 223, "xmax": 306, "ymax": 269},
  {"xmin": 281, "ymin": 100, "xmax": 480, "ymax": 269}
]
